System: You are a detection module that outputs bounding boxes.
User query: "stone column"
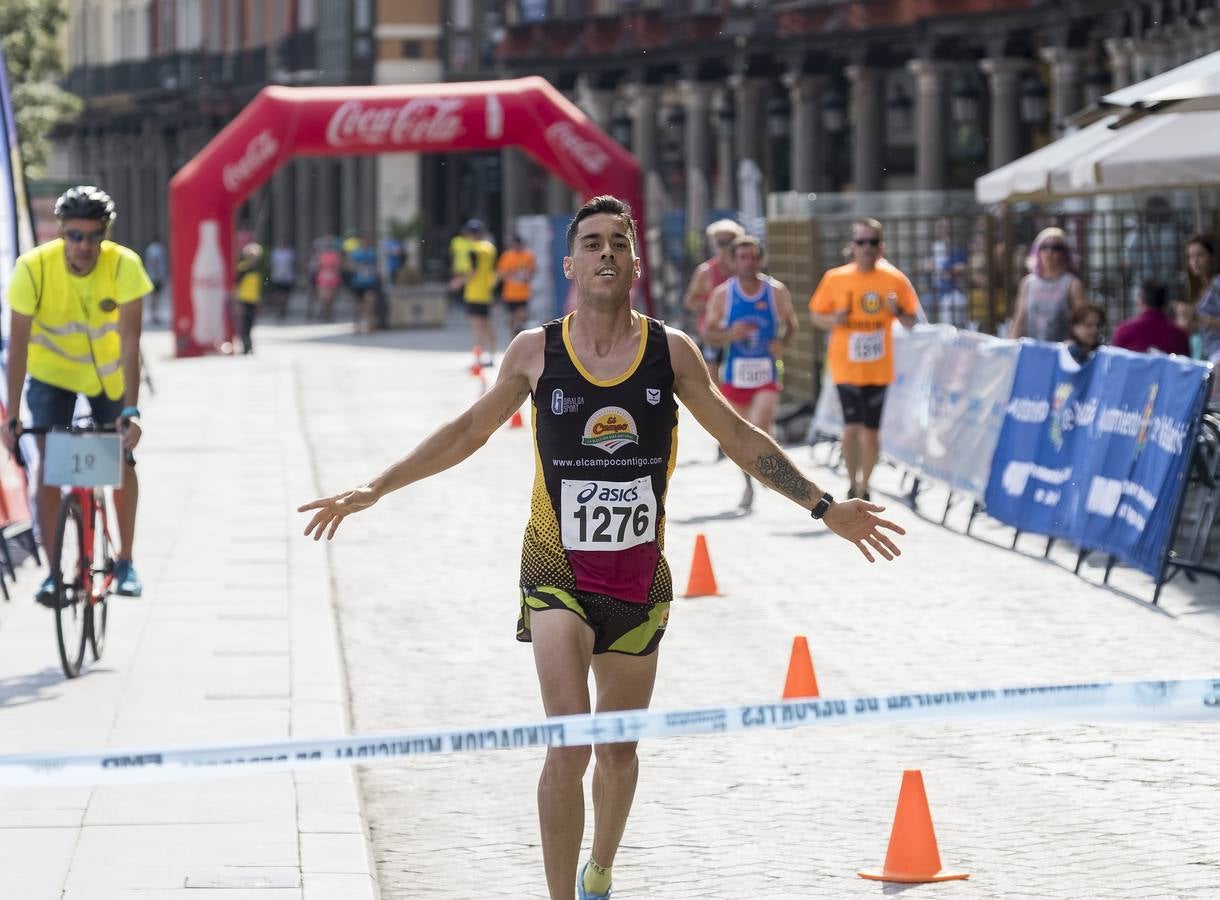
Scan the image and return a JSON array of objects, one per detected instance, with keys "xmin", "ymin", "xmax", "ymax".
[
  {"xmin": 1198, "ymin": 10, "xmax": 1220, "ymax": 55},
  {"xmin": 128, "ymin": 133, "xmax": 148, "ymax": 248},
  {"xmin": 1104, "ymin": 38, "xmax": 1134, "ymax": 90},
  {"xmin": 294, "ymin": 160, "xmax": 314, "ymax": 270},
  {"xmin": 623, "ymin": 81, "xmax": 659, "ymax": 184},
  {"xmin": 907, "ymin": 59, "xmax": 952, "ymax": 191},
  {"xmin": 1129, "ymin": 35, "xmax": 1171, "ymax": 82},
  {"xmin": 980, "ymin": 58, "xmax": 1026, "ymax": 169},
  {"xmin": 729, "ymin": 75, "xmax": 766, "ymax": 182},
  {"xmin": 845, "ymin": 65, "xmax": 884, "ymax": 192},
  {"xmin": 317, "ymin": 159, "xmax": 338, "ymax": 238},
  {"xmin": 575, "ymin": 74, "xmax": 613, "ymax": 130},
  {"xmin": 153, "ymin": 130, "xmax": 170, "ymax": 243},
  {"xmin": 501, "ymin": 147, "xmax": 526, "ymax": 242},
  {"xmin": 340, "ymin": 156, "xmax": 359, "ymax": 236},
  {"xmin": 1167, "ymin": 22, "xmax": 1198, "ymax": 68},
  {"xmin": 712, "ymin": 88, "xmax": 736, "ymax": 209},
  {"xmin": 271, "ymin": 164, "xmax": 292, "ymax": 248},
  {"xmin": 362, "ymin": 156, "xmax": 379, "ymax": 238},
  {"xmin": 782, "ymin": 72, "xmax": 826, "ymax": 194},
  {"xmin": 1040, "ymin": 47, "xmax": 1086, "ymax": 136},
  {"xmin": 679, "ymin": 79, "xmax": 713, "ymax": 236}
]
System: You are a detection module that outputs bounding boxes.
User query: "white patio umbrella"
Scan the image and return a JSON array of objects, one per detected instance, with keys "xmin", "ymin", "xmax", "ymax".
[
  {"xmin": 1057, "ymin": 111, "xmax": 1220, "ymax": 194},
  {"xmin": 1102, "ymin": 49, "xmax": 1220, "ymax": 112},
  {"xmin": 975, "ymin": 115, "xmax": 1120, "ymax": 203}
]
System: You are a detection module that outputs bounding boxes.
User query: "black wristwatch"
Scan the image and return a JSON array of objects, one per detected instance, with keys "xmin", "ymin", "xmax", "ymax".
[{"xmin": 810, "ymin": 492, "xmax": 834, "ymax": 520}]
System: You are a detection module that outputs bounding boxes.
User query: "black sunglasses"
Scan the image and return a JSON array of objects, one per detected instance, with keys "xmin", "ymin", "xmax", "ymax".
[
  {"xmin": 64, "ymin": 228, "xmax": 106, "ymax": 245},
  {"xmin": 1042, "ymin": 243, "xmax": 1068, "ymax": 252},
  {"xmin": 853, "ymin": 238, "xmax": 881, "ymax": 247}
]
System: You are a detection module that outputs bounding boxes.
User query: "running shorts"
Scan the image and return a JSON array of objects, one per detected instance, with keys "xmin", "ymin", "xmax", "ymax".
[
  {"xmin": 836, "ymin": 383, "xmax": 887, "ymax": 429},
  {"xmin": 720, "ymin": 381, "xmax": 781, "ymax": 407},
  {"xmin": 517, "ymin": 585, "xmax": 669, "ymax": 656}
]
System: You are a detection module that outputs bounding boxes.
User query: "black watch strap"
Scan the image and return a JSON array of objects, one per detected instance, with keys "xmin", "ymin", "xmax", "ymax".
[{"xmin": 810, "ymin": 492, "xmax": 834, "ymax": 520}]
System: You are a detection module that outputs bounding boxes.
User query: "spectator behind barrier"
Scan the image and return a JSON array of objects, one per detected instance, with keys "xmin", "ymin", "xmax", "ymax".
[
  {"xmin": 1066, "ymin": 302, "xmax": 1105, "ymax": 365},
  {"xmin": 1113, "ymin": 279, "xmax": 1191, "ymax": 357}
]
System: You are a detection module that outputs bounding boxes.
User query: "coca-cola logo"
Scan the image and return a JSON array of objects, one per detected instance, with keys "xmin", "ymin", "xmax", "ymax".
[
  {"xmin": 325, "ymin": 98, "xmax": 466, "ymax": 149},
  {"xmin": 545, "ymin": 122, "xmax": 610, "ymax": 175},
  {"xmin": 222, "ymin": 129, "xmax": 279, "ymax": 193}
]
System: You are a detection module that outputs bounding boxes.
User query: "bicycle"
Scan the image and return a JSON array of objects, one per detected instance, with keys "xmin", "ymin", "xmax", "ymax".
[{"xmin": 16, "ymin": 420, "xmax": 133, "ymax": 678}]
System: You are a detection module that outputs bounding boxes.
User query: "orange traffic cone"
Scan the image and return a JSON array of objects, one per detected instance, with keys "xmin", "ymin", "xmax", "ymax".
[
  {"xmin": 858, "ymin": 770, "xmax": 969, "ymax": 883},
  {"xmin": 781, "ymin": 636, "xmax": 820, "ymax": 699},
  {"xmin": 509, "ymin": 409, "xmax": 524, "ymax": 429},
  {"xmin": 682, "ymin": 533, "xmax": 720, "ymax": 598}
]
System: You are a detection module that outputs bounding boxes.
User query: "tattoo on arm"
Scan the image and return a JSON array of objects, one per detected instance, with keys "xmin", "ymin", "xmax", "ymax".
[{"xmin": 755, "ymin": 453, "xmax": 812, "ymax": 502}]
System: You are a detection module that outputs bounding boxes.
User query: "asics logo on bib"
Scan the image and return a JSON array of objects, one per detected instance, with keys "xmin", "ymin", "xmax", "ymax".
[{"xmin": 576, "ymin": 482, "xmax": 641, "ymax": 504}]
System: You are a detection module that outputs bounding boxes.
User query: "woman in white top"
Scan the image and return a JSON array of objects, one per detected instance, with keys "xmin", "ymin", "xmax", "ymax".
[{"xmin": 1010, "ymin": 226, "xmax": 1086, "ymax": 342}]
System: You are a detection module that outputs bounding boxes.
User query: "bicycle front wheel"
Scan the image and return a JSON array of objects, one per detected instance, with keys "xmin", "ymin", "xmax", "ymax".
[
  {"xmin": 88, "ymin": 493, "xmax": 115, "ymax": 661},
  {"xmin": 52, "ymin": 494, "xmax": 88, "ymax": 679}
]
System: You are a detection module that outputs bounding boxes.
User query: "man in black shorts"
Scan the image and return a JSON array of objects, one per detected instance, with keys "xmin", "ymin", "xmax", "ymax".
[
  {"xmin": 809, "ymin": 218, "xmax": 918, "ymax": 499},
  {"xmin": 300, "ymin": 196, "xmax": 905, "ymax": 900}
]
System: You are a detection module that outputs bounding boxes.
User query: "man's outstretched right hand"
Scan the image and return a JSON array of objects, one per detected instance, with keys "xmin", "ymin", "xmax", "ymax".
[{"xmin": 298, "ymin": 485, "xmax": 380, "ymax": 541}]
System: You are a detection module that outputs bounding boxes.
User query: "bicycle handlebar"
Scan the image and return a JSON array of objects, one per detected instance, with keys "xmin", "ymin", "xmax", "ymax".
[{"xmin": 11, "ymin": 423, "xmax": 137, "ymax": 469}]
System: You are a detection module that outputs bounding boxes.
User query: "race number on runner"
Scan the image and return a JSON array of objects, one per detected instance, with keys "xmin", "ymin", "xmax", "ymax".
[
  {"xmin": 560, "ymin": 476, "xmax": 657, "ymax": 551},
  {"xmin": 848, "ymin": 329, "xmax": 885, "ymax": 363},
  {"xmin": 730, "ymin": 356, "xmax": 773, "ymax": 388}
]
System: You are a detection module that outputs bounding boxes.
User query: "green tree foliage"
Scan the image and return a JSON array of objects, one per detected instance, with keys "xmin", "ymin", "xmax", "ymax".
[{"xmin": 0, "ymin": 0, "xmax": 81, "ymax": 179}]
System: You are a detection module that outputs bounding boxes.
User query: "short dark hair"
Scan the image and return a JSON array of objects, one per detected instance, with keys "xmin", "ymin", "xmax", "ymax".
[
  {"xmin": 731, "ymin": 234, "xmax": 764, "ymax": 258},
  {"xmin": 1072, "ymin": 302, "xmax": 1106, "ymax": 328},
  {"xmin": 1140, "ymin": 279, "xmax": 1169, "ymax": 309},
  {"xmin": 852, "ymin": 218, "xmax": 884, "ymax": 242},
  {"xmin": 566, "ymin": 195, "xmax": 637, "ymax": 253}
]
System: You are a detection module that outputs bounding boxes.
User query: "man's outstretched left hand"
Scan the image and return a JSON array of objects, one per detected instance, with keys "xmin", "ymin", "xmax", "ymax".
[{"xmin": 823, "ymin": 499, "xmax": 905, "ymax": 562}]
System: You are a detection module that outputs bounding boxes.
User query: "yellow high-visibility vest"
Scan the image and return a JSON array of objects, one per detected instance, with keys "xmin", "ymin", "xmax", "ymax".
[{"xmin": 6, "ymin": 239, "xmax": 152, "ymax": 399}]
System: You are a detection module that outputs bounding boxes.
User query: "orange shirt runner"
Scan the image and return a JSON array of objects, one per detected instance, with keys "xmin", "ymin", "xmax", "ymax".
[
  {"xmin": 497, "ymin": 248, "xmax": 536, "ymax": 302},
  {"xmin": 809, "ymin": 262, "xmax": 918, "ymax": 386}
]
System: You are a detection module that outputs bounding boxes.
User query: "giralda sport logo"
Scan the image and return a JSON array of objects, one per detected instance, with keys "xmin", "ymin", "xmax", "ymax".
[{"xmin": 581, "ymin": 406, "xmax": 639, "ymax": 454}]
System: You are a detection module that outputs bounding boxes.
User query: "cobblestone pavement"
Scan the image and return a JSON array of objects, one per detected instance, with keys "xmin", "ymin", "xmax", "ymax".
[{"xmin": 278, "ymin": 309, "xmax": 1219, "ymax": 900}]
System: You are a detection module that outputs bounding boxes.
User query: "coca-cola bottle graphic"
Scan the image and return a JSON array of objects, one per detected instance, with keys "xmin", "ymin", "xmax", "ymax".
[
  {"xmin": 486, "ymin": 94, "xmax": 503, "ymax": 140},
  {"xmin": 190, "ymin": 220, "xmax": 227, "ymax": 347}
]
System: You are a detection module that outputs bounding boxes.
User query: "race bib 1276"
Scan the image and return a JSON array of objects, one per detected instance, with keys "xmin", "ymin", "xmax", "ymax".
[{"xmin": 560, "ymin": 476, "xmax": 657, "ymax": 551}]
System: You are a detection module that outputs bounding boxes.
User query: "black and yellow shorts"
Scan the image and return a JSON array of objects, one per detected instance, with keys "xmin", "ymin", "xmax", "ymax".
[{"xmin": 517, "ymin": 586, "xmax": 669, "ymax": 656}]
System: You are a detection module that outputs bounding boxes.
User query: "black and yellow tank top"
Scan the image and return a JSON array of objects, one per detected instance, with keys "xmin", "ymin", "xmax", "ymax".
[{"xmin": 521, "ymin": 313, "xmax": 679, "ymax": 605}]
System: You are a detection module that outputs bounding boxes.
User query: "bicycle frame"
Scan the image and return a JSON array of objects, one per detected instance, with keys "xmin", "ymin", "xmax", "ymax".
[{"xmin": 73, "ymin": 485, "xmax": 117, "ymax": 604}]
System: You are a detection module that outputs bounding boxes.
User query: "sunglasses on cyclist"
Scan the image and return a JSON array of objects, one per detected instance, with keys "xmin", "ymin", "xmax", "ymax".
[
  {"xmin": 64, "ymin": 228, "xmax": 106, "ymax": 245},
  {"xmin": 853, "ymin": 238, "xmax": 881, "ymax": 247}
]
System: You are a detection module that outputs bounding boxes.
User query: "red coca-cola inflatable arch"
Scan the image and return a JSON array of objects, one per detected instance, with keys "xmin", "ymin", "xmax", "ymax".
[{"xmin": 169, "ymin": 76, "xmax": 647, "ymax": 357}]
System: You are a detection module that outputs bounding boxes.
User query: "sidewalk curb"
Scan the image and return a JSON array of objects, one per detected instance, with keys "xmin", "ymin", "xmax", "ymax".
[{"xmin": 288, "ymin": 363, "xmax": 382, "ymax": 900}]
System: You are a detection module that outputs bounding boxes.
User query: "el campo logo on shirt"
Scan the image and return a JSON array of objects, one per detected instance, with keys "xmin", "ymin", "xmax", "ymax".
[{"xmin": 581, "ymin": 406, "xmax": 640, "ymax": 454}]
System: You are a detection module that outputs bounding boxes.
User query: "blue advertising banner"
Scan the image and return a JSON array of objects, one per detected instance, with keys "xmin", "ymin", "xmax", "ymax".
[{"xmin": 985, "ymin": 343, "xmax": 1209, "ymax": 574}]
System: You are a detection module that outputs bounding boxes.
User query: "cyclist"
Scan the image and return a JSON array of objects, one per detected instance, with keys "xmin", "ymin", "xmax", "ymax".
[{"xmin": 1, "ymin": 185, "xmax": 151, "ymax": 603}]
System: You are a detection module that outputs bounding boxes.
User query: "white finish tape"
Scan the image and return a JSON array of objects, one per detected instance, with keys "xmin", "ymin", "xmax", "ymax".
[{"xmin": 2, "ymin": 677, "xmax": 1216, "ymax": 786}]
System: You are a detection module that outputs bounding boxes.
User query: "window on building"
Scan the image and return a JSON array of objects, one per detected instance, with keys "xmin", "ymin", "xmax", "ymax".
[
  {"xmin": 158, "ymin": 0, "xmax": 174, "ymax": 53},
  {"xmin": 175, "ymin": 0, "xmax": 202, "ymax": 50},
  {"xmin": 403, "ymin": 40, "xmax": 422, "ymax": 59},
  {"xmin": 249, "ymin": 0, "xmax": 265, "ymax": 46},
  {"xmin": 452, "ymin": 0, "xmax": 473, "ymax": 29},
  {"xmin": 225, "ymin": 0, "xmax": 240, "ymax": 51}
]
